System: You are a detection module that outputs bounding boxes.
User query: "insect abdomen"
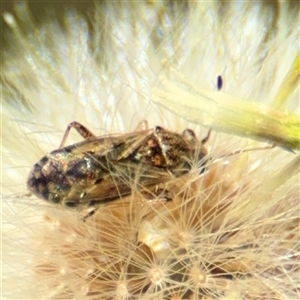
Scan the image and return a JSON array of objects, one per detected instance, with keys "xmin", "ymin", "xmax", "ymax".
[
  {"xmin": 27, "ymin": 148, "xmax": 107, "ymax": 205},
  {"xmin": 27, "ymin": 153, "xmax": 69, "ymax": 204}
]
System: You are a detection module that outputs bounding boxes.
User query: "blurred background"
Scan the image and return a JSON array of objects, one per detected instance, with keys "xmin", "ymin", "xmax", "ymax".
[{"xmin": 2, "ymin": 0, "xmax": 299, "ymax": 50}]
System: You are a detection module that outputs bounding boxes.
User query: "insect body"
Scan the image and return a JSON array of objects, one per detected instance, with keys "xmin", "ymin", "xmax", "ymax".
[{"xmin": 27, "ymin": 122, "xmax": 208, "ymax": 208}]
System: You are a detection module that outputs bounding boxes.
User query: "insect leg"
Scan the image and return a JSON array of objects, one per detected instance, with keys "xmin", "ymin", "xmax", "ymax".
[
  {"xmin": 83, "ymin": 209, "xmax": 96, "ymax": 222},
  {"xmin": 115, "ymin": 130, "xmax": 153, "ymax": 161},
  {"xmin": 201, "ymin": 129, "xmax": 211, "ymax": 145},
  {"xmin": 59, "ymin": 121, "xmax": 96, "ymax": 148}
]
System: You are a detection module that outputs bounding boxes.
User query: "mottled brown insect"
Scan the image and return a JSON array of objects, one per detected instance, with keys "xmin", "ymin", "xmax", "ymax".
[{"xmin": 27, "ymin": 121, "xmax": 208, "ymax": 208}]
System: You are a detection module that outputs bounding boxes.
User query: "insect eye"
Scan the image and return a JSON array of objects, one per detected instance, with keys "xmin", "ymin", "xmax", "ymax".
[
  {"xmin": 155, "ymin": 126, "xmax": 165, "ymax": 134},
  {"xmin": 182, "ymin": 129, "xmax": 196, "ymax": 143}
]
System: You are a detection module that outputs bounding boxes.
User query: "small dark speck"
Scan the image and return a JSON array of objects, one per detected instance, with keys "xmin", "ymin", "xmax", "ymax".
[{"xmin": 217, "ymin": 75, "xmax": 223, "ymax": 90}]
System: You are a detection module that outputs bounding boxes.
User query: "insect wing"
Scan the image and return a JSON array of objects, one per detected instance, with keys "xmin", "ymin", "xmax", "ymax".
[
  {"xmin": 60, "ymin": 130, "xmax": 177, "ymax": 207},
  {"xmin": 27, "ymin": 130, "xmax": 151, "ymax": 206}
]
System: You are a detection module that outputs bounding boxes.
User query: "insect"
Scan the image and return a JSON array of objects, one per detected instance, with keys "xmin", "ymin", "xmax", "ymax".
[{"xmin": 27, "ymin": 121, "xmax": 209, "ymax": 208}]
